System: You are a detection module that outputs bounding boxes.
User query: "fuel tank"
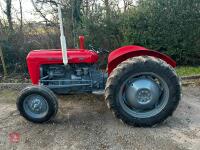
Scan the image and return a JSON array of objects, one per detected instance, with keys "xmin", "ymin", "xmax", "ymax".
[{"xmin": 27, "ymin": 49, "xmax": 98, "ymax": 84}]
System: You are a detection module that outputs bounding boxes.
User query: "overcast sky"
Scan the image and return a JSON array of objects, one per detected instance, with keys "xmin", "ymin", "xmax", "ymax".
[
  {"xmin": 0, "ymin": 0, "xmax": 132, "ymax": 22},
  {"xmin": 0, "ymin": 0, "xmax": 42, "ymax": 22}
]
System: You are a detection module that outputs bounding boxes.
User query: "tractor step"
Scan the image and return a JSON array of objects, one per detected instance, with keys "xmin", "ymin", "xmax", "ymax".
[{"xmin": 92, "ymin": 90, "xmax": 104, "ymax": 95}]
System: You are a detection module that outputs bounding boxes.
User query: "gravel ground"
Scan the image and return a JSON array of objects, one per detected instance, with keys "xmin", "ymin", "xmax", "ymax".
[{"xmin": 0, "ymin": 84, "xmax": 199, "ymax": 150}]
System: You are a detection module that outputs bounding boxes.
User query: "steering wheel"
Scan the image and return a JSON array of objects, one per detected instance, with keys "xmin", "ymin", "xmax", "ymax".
[{"xmin": 89, "ymin": 44, "xmax": 109, "ymax": 54}]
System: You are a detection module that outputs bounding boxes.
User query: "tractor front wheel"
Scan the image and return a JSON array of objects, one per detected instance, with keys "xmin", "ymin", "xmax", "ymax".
[
  {"xmin": 105, "ymin": 56, "xmax": 181, "ymax": 127},
  {"xmin": 17, "ymin": 86, "xmax": 58, "ymax": 123}
]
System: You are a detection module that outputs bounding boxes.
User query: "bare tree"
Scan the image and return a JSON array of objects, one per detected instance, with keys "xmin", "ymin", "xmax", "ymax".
[
  {"xmin": 104, "ymin": 0, "xmax": 110, "ymax": 19},
  {"xmin": 84, "ymin": 0, "xmax": 89, "ymax": 16},
  {"xmin": 5, "ymin": 0, "xmax": 13, "ymax": 31},
  {"xmin": 31, "ymin": 0, "xmax": 57, "ymax": 26},
  {"xmin": 0, "ymin": 21, "xmax": 8, "ymax": 77},
  {"xmin": 19, "ymin": 0, "xmax": 23, "ymax": 31},
  {"xmin": 123, "ymin": 0, "xmax": 134, "ymax": 12}
]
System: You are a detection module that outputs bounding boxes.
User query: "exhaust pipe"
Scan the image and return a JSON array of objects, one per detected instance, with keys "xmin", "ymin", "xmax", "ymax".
[{"xmin": 57, "ymin": 1, "xmax": 68, "ymax": 65}]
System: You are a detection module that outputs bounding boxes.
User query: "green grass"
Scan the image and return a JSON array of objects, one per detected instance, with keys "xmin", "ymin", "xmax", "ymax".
[{"xmin": 176, "ymin": 66, "xmax": 200, "ymax": 77}]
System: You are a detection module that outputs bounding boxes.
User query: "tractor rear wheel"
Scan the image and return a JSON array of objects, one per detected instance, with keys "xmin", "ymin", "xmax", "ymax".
[
  {"xmin": 105, "ymin": 56, "xmax": 181, "ymax": 127},
  {"xmin": 17, "ymin": 85, "xmax": 58, "ymax": 123}
]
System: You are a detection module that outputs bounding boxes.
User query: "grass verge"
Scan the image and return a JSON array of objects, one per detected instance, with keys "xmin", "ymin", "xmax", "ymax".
[{"xmin": 176, "ymin": 66, "xmax": 200, "ymax": 77}]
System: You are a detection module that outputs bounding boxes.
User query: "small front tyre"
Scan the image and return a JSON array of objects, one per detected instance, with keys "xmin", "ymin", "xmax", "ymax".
[
  {"xmin": 17, "ymin": 85, "xmax": 58, "ymax": 123},
  {"xmin": 105, "ymin": 56, "xmax": 181, "ymax": 127}
]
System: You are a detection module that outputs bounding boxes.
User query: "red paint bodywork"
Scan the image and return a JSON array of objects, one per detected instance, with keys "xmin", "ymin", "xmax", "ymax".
[
  {"xmin": 27, "ymin": 45, "xmax": 176, "ymax": 85},
  {"xmin": 27, "ymin": 49, "xmax": 98, "ymax": 84},
  {"xmin": 108, "ymin": 45, "xmax": 176, "ymax": 74}
]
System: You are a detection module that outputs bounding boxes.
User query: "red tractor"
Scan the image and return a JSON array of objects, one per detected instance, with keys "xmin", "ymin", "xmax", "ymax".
[{"xmin": 16, "ymin": 3, "xmax": 181, "ymax": 127}]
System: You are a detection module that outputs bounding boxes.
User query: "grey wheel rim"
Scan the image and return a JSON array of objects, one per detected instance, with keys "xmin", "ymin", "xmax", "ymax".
[
  {"xmin": 118, "ymin": 72, "xmax": 169, "ymax": 118},
  {"xmin": 23, "ymin": 94, "xmax": 49, "ymax": 119}
]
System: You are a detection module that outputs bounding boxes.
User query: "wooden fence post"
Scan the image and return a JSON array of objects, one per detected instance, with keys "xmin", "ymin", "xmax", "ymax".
[{"xmin": 0, "ymin": 47, "xmax": 7, "ymax": 77}]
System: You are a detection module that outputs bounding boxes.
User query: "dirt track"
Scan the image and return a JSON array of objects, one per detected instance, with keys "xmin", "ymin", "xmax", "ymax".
[{"xmin": 0, "ymin": 85, "xmax": 200, "ymax": 150}]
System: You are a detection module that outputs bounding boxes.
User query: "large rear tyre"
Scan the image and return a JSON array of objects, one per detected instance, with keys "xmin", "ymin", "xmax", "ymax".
[
  {"xmin": 17, "ymin": 85, "xmax": 58, "ymax": 123},
  {"xmin": 105, "ymin": 56, "xmax": 181, "ymax": 127}
]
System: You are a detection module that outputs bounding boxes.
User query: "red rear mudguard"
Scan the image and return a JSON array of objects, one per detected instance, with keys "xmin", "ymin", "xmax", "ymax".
[{"xmin": 108, "ymin": 45, "xmax": 176, "ymax": 75}]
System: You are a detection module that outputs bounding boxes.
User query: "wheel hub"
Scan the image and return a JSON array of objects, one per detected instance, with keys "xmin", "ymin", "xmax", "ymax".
[
  {"xmin": 125, "ymin": 78, "xmax": 161, "ymax": 109},
  {"xmin": 136, "ymin": 88, "xmax": 152, "ymax": 104},
  {"xmin": 23, "ymin": 94, "xmax": 49, "ymax": 118},
  {"xmin": 30, "ymin": 99, "xmax": 44, "ymax": 113}
]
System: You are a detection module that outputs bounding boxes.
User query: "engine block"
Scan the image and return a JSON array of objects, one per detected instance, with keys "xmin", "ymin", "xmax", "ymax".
[{"xmin": 40, "ymin": 64, "xmax": 107, "ymax": 94}]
